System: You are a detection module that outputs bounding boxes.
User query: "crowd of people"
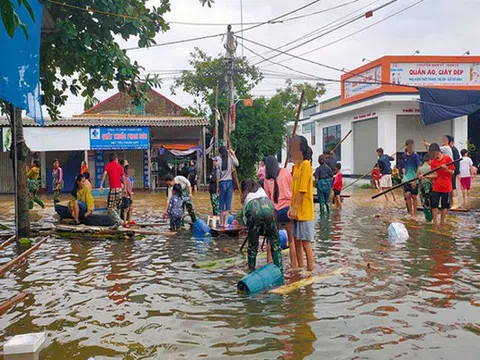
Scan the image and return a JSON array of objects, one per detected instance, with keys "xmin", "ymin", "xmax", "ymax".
[{"xmin": 371, "ymin": 135, "xmax": 477, "ymax": 228}]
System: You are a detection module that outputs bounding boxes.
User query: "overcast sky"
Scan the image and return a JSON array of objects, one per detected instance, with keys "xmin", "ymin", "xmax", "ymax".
[{"xmin": 62, "ymin": 0, "xmax": 479, "ymax": 116}]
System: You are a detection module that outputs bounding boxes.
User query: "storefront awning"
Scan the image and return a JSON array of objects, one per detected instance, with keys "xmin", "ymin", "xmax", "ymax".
[
  {"xmin": 419, "ymin": 88, "xmax": 480, "ymax": 125},
  {"xmin": 154, "ymin": 143, "xmax": 203, "ymax": 157}
]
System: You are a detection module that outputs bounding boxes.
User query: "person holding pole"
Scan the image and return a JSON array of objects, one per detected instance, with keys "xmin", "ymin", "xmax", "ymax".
[
  {"xmin": 419, "ymin": 143, "xmax": 455, "ymax": 228},
  {"xmin": 217, "ymin": 145, "xmax": 239, "ymax": 227},
  {"xmin": 399, "ymin": 140, "xmax": 420, "ymax": 219},
  {"xmin": 376, "ymin": 148, "xmax": 396, "ymax": 202}
]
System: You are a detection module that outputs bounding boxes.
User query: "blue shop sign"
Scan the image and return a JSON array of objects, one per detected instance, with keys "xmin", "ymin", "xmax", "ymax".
[{"xmin": 90, "ymin": 127, "xmax": 150, "ymax": 150}]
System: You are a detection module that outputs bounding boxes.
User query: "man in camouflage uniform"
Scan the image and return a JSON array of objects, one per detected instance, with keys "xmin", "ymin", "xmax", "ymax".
[{"xmin": 244, "ymin": 196, "xmax": 283, "ymax": 274}]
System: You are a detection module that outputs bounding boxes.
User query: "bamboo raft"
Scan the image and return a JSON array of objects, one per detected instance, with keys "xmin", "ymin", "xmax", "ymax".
[
  {"xmin": 54, "ymin": 224, "xmax": 176, "ymax": 240},
  {"xmin": 270, "ymin": 267, "xmax": 345, "ymax": 295}
]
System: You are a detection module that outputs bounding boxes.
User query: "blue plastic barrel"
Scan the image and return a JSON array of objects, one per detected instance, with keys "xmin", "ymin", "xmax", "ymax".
[
  {"xmin": 228, "ymin": 214, "xmax": 235, "ymax": 225},
  {"xmin": 193, "ymin": 219, "xmax": 211, "ymax": 238},
  {"xmin": 91, "ymin": 188, "xmax": 109, "ymax": 197},
  {"xmin": 279, "ymin": 229, "xmax": 288, "ymax": 249},
  {"xmin": 237, "ymin": 264, "xmax": 284, "ymax": 293}
]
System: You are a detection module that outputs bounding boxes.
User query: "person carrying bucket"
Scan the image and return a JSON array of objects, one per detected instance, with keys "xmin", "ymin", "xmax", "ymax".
[
  {"xmin": 26, "ymin": 159, "xmax": 45, "ymax": 209},
  {"xmin": 264, "ymin": 155, "xmax": 297, "ymax": 269},
  {"xmin": 241, "ymin": 179, "xmax": 283, "ymax": 274}
]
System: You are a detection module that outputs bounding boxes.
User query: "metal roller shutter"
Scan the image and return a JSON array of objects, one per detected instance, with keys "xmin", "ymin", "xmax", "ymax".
[{"xmin": 353, "ymin": 118, "xmax": 378, "ymax": 174}]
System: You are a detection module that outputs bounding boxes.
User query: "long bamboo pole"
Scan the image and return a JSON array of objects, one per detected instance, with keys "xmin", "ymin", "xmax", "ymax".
[
  {"xmin": 0, "ymin": 237, "xmax": 48, "ymax": 277},
  {"xmin": 330, "ymin": 129, "xmax": 352, "ymax": 155},
  {"xmin": 372, "ymin": 159, "xmax": 461, "ymax": 199},
  {"xmin": 0, "ymin": 236, "xmax": 15, "ymax": 251},
  {"xmin": 0, "ymin": 292, "xmax": 29, "ymax": 314},
  {"xmin": 284, "ymin": 91, "xmax": 305, "ymax": 168},
  {"xmin": 343, "ymin": 143, "xmax": 405, "ymax": 191}
]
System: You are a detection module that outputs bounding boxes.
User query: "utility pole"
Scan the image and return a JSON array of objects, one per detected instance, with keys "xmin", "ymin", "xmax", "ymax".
[
  {"xmin": 240, "ymin": 0, "xmax": 244, "ymax": 57},
  {"xmin": 224, "ymin": 25, "xmax": 237, "ymax": 141},
  {"xmin": 214, "ymin": 85, "xmax": 219, "ymax": 155}
]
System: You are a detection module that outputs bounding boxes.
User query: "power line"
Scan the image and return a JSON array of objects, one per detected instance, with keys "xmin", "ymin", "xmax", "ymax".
[
  {"xmin": 124, "ymin": 1, "xmax": 324, "ymax": 52},
  {"xmin": 264, "ymin": 0, "xmax": 426, "ymax": 67},
  {"xmin": 166, "ymin": 0, "xmax": 360, "ymax": 26},
  {"xmin": 238, "ymin": 36, "xmax": 417, "ymax": 90},
  {"xmin": 124, "ymin": 33, "xmax": 224, "ymax": 51},
  {"xmin": 249, "ymin": 0, "xmax": 382, "ymax": 63},
  {"xmin": 241, "ymin": 0, "xmax": 323, "ymax": 33},
  {"xmin": 47, "ymin": 0, "xmax": 142, "ymax": 20},
  {"xmin": 253, "ymin": 0, "xmax": 397, "ymax": 66}
]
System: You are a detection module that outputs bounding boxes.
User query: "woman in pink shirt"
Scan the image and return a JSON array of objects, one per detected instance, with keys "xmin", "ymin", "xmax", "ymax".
[{"xmin": 264, "ymin": 156, "xmax": 298, "ymax": 269}]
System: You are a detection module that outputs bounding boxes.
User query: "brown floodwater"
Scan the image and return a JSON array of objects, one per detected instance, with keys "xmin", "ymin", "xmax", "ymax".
[{"xmin": 0, "ymin": 184, "xmax": 480, "ymax": 359}]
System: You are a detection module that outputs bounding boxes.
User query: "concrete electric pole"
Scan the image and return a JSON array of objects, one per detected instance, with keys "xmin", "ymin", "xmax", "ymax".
[{"xmin": 224, "ymin": 25, "xmax": 237, "ymax": 139}]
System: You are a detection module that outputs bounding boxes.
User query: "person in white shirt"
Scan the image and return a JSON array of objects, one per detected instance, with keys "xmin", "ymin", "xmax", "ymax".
[
  {"xmin": 459, "ymin": 149, "xmax": 474, "ymax": 207},
  {"xmin": 164, "ymin": 174, "xmax": 197, "ymax": 223}
]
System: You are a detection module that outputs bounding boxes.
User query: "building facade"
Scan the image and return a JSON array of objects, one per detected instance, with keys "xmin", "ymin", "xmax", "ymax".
[
  {"xmin": 283, "ymin": 55, "xmax": 480, "ymax": 175},
  {"xmin": 0, "ymin": 89, "xmax": 208, "ymax": 193}
]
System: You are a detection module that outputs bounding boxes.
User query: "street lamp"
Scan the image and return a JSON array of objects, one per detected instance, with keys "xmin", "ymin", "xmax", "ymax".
[
  {"xmin": 412, "ymin": 50, "xmax": 420, "ymax": 56},
  {"xmin": 462, "ymin": 50, "xmax": 470, "ymax": 56}
]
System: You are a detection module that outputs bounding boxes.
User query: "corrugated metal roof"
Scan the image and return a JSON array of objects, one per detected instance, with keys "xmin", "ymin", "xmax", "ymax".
[{"xmin": 0, "ymin": 116, "xmax": 209, "ymax": 128}]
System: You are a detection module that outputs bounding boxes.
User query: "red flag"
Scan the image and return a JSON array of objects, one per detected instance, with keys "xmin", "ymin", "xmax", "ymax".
[{"xmin": 365, "ymin": 10, "xmax": 373, "ymax": 18}]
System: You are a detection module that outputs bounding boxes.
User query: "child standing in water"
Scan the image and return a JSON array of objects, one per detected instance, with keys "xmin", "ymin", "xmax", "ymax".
[
  {"xmin": 242, "ymin": 179, "xmax": 283, "ymax": 274},
  {"xmin": 314, "ymin": 155, "xmax": 333, "ymax": 215},
  {"xmin": 332, "ymin": 163, "xmax": 343, "ymax": 210},
  {"xmin": 121, "ymin": 165, "xmax": 135, "ymax": 228},
  {"xmin": 26, "ymin": 159, "xmax": 45, "ymax": 209},
  {"xmin": 52, "ymin": 159, "xmax": 64, "ymax": 204},
  {"xmin": 459, "ymin": 149, "xmax": 474, "ymax": 208},
  {"xmin": 289, "ymin": 135, "xmax": 315, "ymax": 272},
  {"xmin": 372, "ymin": 163, "xmax": 381, "ymax": 190},
  {"xmin": 417, "ymin": 154, "xmax": 433, "ymax": 222},
  {"xmin": 167, "ymin": 184, "xmax": 184, "ymax": 231}
]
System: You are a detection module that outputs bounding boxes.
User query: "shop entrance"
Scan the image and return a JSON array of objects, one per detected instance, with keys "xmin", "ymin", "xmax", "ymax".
[{"xmin": 353, "ymin": 118, "xmax": 378, "ymax": 174}]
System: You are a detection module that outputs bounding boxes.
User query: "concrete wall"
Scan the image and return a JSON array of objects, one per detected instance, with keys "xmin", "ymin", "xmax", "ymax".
[{"xmin": 282, "ymin": 96, "xmax": 469, "ymax": 175}]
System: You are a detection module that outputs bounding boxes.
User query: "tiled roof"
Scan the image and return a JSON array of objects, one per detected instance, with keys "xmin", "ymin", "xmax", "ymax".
[{"xmin": 0, "ymin": 116, "xmax": 209, "ymax": 128}]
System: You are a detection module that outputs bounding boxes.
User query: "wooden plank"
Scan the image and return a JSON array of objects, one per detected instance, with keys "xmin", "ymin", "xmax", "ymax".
[
  {"xmin": 0, "ymin": 292, "xmax": 28, "ymax": 314},
  {"xmin": 0, "ymin": 236, "xmax": 15, "ymax": 251},
  {"xmin": 0, "ymin": 237, "xmax": 48, "ymax": 277},
  {"xmin": 193, "ymin": 249, "xmax": 290, "ymax": 270},
  {"xmin": 270, "ymin": 268, "xmax": 344, "ymax": 295}
]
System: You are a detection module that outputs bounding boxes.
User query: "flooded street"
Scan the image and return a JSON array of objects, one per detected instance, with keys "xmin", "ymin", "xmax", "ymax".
[{"xmin": 1, "ymin": 186, "xmax": 480, "ymax": 359}]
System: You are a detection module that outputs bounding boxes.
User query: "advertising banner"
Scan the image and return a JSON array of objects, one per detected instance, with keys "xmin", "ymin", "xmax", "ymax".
[
  {"xmin": 344, "ymin": 65, "xmax": 382, "ymax": 99},
  {"xmin": 390, "ymin": 62, "xmax": 480, "ymax": 86},
  {"xmin": 90, "ymin": 127, "xmax": 150, "ymax": 150}
]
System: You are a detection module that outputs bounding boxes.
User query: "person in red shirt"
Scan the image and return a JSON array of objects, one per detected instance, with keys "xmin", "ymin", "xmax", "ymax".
[
  {"xmin": 420, "ymin": 143, "xmax": 455, "ymax": 228},
  {"xmin": 332, "ymin": 163, "xmax": 343, "ymax": 210},
  {"xmin": 100, "ymin": 152, "xmax": 126, "ymax": 213}
]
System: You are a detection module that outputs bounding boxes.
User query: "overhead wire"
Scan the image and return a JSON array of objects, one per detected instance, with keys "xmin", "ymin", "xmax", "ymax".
[
  {"xmin": 249, "ymin": 0, "xmax": 382, "ymax": 63},
  {"xmin": 265, "ymin": 0, "xmax": 427, "ymax": 67},
  {"xmin": 253, "ymin": 0, "xmax": 397, "ymax": 66},
  {"xmin": 237, "ymin": 36, "xmax": 418, "ymax": 89},
  {"xmin": 166, "ymin": 0, "xmax": 360, "ymax": 26}
]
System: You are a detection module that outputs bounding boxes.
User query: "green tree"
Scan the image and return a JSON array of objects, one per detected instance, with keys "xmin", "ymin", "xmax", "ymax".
[
  {"xmin": 2, "ymin": 0, "xmax": 208, "ymax": 236},
  {"xmin": 272, "ymin": 79, "xmax": 326, "ymax": 120},
  {"xmin": 231, "ymin": 97, "xmax": 290, "ymax": 180},
  {"xmin": 171, "ymin": 47, "xmax": 262, "ymax": 118},
  {"xmin": 0, "ymin": 0, "xmax": 34, "ymax": 38}
]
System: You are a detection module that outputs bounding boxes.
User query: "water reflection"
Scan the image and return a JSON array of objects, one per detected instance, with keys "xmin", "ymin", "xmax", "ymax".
[{"xmin": 0, "ymin": 190, "xmax": 479, "ymax": 359}]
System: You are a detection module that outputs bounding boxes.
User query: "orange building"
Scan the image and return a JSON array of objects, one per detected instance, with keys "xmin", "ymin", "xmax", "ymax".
[{"xmin": 284, "ymin": 56, "xmax": 480, "ymax": 175}]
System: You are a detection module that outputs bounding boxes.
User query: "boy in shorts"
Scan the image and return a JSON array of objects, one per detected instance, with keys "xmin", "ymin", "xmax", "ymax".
[
  {"xmin": 399, "ymin": 139, "xmax": 420, "ymax": 218},
  {"xmin": 332, "ymin": 163, "xmax": 343, "ymax": 210},
  {"xmin": 420, "ymin": 143, "xmax": 455, "ymax": 228}
]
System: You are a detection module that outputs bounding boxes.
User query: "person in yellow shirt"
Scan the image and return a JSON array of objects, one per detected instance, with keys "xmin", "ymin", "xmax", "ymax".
[
  {"xmin": 69, "ymin": 174, "xmax": 94, "ymax": 224},
  {"xmin": 26, "ymin": 159, "xmax": 45, "ymax": 209},
  {"xmin": 288, "ymin": 135, "xmax": 315, "ymax": 272}
]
